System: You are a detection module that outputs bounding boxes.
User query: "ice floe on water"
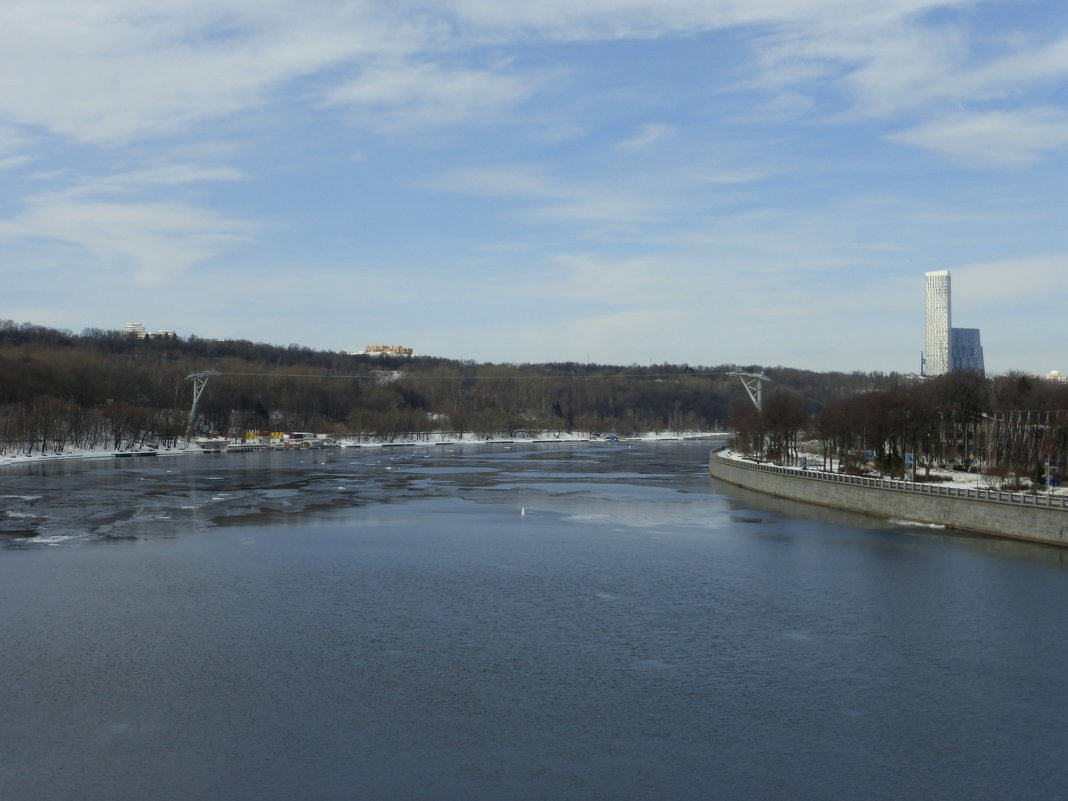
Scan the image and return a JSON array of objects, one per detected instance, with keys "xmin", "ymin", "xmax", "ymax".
[{"xmin": 2, "ymin": 437, "xmax": 729, "ymax": 546}]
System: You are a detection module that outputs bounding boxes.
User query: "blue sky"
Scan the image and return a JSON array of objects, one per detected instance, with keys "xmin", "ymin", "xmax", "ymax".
[{"xmin": 2, "ymin": 0, "xmax": 1067, "ymax": 374}]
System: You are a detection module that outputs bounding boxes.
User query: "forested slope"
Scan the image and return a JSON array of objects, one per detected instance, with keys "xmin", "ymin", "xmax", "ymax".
[{"xmin": 0, "ymin": 320, "xmax": 890, "ymax": 454}]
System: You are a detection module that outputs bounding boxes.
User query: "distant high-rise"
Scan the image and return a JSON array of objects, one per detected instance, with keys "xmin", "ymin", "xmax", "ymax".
[
  {"xmin": 950, "ymin": 328, "xmax": 984, "ymax": 373},
  {"xmin": 923, "ymin": 270, "xmax": 984, "ymax": 376},
  {"xmin": 924, "ymin": 270, "xmax": 951, "ymax": 375}
]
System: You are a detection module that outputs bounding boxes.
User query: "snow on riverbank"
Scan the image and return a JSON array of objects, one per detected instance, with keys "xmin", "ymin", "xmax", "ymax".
[
  {"xmin": 1, "ymin": 431, "xmax": 728, "ymax": 468},
  {"xmin": 716, "ymin": 447, "xmax": 1065, "ymax": 495},
  {"xmin": 336, "ymin": 430, "xmax": 725, "ymax": 447},
  {"xmin": 0, "ymin": 443, "xmax": 204, "ymax": 466}
]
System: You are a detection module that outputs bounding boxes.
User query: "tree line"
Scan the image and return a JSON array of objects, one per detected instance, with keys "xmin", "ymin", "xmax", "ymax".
[
  {"xmin": 0, "ymin": 320, "xmax": 894, "ymax": 455},
  {"xmin": 732, "ymin": 370, "xmax": 1068, "ymax": 489}
]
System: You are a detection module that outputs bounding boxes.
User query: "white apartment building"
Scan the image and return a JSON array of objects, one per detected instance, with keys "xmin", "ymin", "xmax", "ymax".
[{"xmin": 924, "ymin": 270, "xmax": 951, "ymax": 376}]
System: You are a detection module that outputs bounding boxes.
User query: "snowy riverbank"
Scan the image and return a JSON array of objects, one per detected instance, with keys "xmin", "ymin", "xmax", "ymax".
[
  {"xmin": 710, "ymin": 448, "xmax": 1068, "ymax": 546},
  {"xmin": 717, "ymin": 448, "xmax": 1066, "ymax": 497},
  {"xmin": 1, "ymin": 431, "xmax": 728, "ymax": 468},
  {"xmin": 336, "ymin": 430, "xmax": 726, "ymax": 448}
]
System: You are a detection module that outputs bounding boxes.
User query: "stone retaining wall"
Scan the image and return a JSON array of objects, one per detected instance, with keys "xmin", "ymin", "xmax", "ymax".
[{"xmin": 708, "ymin": 449, "xmax": 1068, "ymax": 547}]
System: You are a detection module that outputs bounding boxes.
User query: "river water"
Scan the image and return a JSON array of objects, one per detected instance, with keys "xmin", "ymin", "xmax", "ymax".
[{"xmin": 2, "ymin": 440, "xmax": 1067, "ymax": 800}]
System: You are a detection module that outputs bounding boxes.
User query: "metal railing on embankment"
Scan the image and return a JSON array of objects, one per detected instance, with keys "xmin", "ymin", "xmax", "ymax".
[{"xmin": 711, "ymin": 450, "xmax": 1068, "ymax": 510}]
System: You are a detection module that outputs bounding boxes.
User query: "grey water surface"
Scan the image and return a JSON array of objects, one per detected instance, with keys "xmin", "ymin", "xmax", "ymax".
[{"xmin": 2, "ymin": 440, "xmax": 1067, "ymax": 801}]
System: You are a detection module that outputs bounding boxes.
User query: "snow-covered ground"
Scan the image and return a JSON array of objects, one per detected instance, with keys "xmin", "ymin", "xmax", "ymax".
[
  {"xmin": 1, "ymin": 431, "xmax": 728, "ymax": 467},
  {"xmin": 0, "ymin": 442, "xmax": 205, "ymax": 466},
  {"xmin": 717, "ymin": 447, "xmax": 1064, "ymax": 495},
  {"xmin": 336, "ymin": 430, "xmax": 725, "ymax": 447}
]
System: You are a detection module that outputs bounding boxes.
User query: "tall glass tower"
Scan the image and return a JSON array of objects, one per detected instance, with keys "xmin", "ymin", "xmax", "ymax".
[
  {"xmin": 924, "ymin": 270, "xmax": 951, "ymax": 376},
  {"xmin": 950, "ymin": 328, "xmax": 984, "ymax": 373}
]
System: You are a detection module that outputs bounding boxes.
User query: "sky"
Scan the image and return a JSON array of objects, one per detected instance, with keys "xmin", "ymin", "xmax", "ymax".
[{"xmin": 1, "ymin": 0, "xmax": 1067, "ymax": 375}]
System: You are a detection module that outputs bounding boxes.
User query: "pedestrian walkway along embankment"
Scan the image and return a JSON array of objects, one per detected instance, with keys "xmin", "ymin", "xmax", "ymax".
[{"xmin": 708, "ymin": 449, "xmax": 1068, "ymax": 547}]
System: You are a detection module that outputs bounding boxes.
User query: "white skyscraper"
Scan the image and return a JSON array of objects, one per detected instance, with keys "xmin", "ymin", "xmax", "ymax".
[{"xmin": 924, "ymin": 270, "xmax": 951, "ymax": 376}]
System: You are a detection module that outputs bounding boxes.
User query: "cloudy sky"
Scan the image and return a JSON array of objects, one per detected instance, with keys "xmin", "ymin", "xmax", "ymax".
[{"xmin": 2, "ymin": 0, "xmax": 1066, "ymax": 374}]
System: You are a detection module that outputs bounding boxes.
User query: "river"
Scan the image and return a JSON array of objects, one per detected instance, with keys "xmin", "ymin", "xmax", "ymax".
[{"xmin": 2, "ymin": 440, "xmax": 1067, "ymax": 800}]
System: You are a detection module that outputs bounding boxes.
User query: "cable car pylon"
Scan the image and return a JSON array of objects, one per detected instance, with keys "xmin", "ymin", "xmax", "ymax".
[
  {"xmin": 727, "ymin": 371, "xmax": 771, "ymax": 413},
  {"xmin": 185, "ymin": 370, "xmax": 219, "ymax": 440}
]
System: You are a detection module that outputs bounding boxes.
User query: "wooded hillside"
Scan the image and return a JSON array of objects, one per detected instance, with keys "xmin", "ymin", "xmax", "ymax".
[
  {"xmin": 0, "ymin": 320, "xmax": 890, "ymax": 454},
  {"xmin": 733, "ymin": 369, "xmax": 1068, "ymax": 488}
]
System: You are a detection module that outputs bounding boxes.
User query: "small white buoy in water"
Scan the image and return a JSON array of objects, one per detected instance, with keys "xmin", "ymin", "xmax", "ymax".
[{"xmin": 520, "ymin": 506, "xmax": 526, "ymax": 516}]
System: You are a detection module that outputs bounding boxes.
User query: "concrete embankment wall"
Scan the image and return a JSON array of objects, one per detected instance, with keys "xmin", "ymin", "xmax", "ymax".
[{"xmin": 708, "ymin": 450, "xmax": 1068, "ymax": 547}]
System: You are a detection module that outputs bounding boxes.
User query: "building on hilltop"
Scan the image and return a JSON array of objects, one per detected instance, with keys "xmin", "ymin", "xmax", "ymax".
[
  {"xmin": 123, "ymin": 322, "xmax": 178, "ymax": 341},
  {"xmin": 350, "ymin": 345, "xmax": 415, "ymax": 358},
  {"xmin": 923, "ymin": 270, "xmax": 984, "ymax": 376}
]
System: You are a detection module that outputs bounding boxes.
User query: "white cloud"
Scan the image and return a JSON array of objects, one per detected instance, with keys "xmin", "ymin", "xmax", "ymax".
[
  {"xmin": 887, "ymin": 108, "xmax": 1068, "ymax": 164},
  {"xmin": 0, "ymin": 0, "xmax": 989, "ymax": 149},
  {"xmin": 0, "ymin": 164, "xmax": 253, "ymax": 284},
  {"xmin": 418, "ymin": 163, "xmax": 556, "ymax": 197},
  {"xmin": 0, "ymin": 197, "xmax": 254, "ymax": 285},
  {"xmin": 322, "ymin": 60, "xmax": 543, "ymax": 131},
  {"xmin": 28, "ymin": 169, "xmax": 68, "ymax": 183},
  {"xmin": 547, "ymin": 253, "xmax": 682, "ymax": 304},
  {"xmin": 513, "ymin": 307, "xmax": 688, "ymax": 363},
  {"xmin": 734, "ymin": 5, "xmax": 1068, "ymax": 134},
  {"xmin": 952, "ymin": 255, "xmax": 1068, "ymax": 305},
  {"xmin": 0, "ymin": 123, "xmax": 30, "ymax": 156},
  {"xmin": 615, "ymin": 124, "xmax": 675, "ymax": 151},
  {"xmin": 523, "ymin": 195, "xmax": 662, "ymax": 227},
  {"xmin": 58, "ymin": 165, "xmax": 245, "ymax": 198},
  {"xmin": 907, "ymin": 33, "xmax": 1068, "ymax": 111},
  {"xmin": 738, "ymin": 11, "xmax": 974, "ymax": 122},
  {"xmin": 419, "ymin": 163, "xmax": 665, "ymax": 226},
  {"xmin": 0, "ymin": 1, "xmax": 402, "ymax": 144},
  {"xmin": 0, "ymin": 0, "xmax": 1055, "ymax": 166},
  {"xmin": 696, "ymin": 166, "xmax": 774, "ymax": 184},
  {"xmin": 0, "ymin": 1, "xmax": 560, "ymax": 145},
  {"xmin": 0, "ymin": 156, "xmax": 31, "ymax": 171},
  {"xmin": 477, "ymin": 246, "xmax": 920, "ymax": 368},
  {"xmin": 430, "ymin": 0, "xmax": 962, "ymax": 40}
]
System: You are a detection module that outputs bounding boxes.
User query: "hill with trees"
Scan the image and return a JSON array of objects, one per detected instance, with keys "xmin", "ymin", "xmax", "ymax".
[
  {"xmin": 0, "ymin": 319, "xmax": 891, "ymax": 455},
  {"xmin": 12, "ymin": 318, "xmax": 1063, "ymax": 486}
]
